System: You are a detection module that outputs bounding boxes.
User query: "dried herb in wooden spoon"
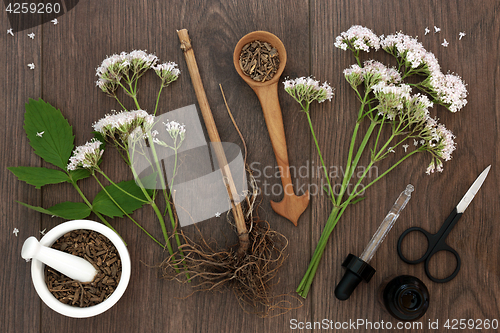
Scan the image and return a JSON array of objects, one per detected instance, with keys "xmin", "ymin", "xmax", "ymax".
[{"xmin": 239, "ymin": 40, "xmax": 279, "ymax": 82}]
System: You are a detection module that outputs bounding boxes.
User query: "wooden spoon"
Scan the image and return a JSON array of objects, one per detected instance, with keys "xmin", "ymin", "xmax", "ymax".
[{"xmin": 233, "ymin": 31, "xmax": 309, "ymax": 226}]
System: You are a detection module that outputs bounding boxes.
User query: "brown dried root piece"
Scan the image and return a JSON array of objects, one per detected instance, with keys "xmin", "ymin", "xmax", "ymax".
[{"xmin": 161, "ymin": 173, "xmax": 301, "ymax": 317}]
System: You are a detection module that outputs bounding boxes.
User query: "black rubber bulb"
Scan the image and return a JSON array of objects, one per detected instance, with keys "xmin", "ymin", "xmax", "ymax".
[{"xmin": 334, "ymin": 254, "xmax": 376, "ymax": 301}]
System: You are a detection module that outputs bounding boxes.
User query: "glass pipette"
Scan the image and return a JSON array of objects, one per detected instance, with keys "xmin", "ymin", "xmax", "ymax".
[
  {"xmin": 360, "ymin": 184, "xmax": 414, "ymax": 262},
  {"xmin": 335, "ymin": 184, "xmax": 414, "ymax": 301}
]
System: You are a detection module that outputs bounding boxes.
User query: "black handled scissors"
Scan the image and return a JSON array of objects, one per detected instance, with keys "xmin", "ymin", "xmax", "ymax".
[{"xmin": 397, "ymin": 165, "xmax": 490, "ymax": 283}]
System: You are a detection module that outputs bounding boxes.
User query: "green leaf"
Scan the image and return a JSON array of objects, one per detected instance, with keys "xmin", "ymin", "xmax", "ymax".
[
  {"xmin": 69, "ymin": 169, "xmax": 91, "ymax": 182},
  {"xmin": 8, "ymin": 166, "xmax": 69, "ymax": 189},
  {"xmin": 92, "ymin": 179, "xmax": 152, "ymax": 218},
  {"xmin": 24, "ymin": 98, "xmax": 74, "ymax": 170},
  {"xmin": 18, "ymin": 201, "xmax": 91, "ymax": 220}
]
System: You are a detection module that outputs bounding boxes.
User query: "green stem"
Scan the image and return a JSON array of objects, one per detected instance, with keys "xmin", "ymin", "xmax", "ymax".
[
  {"xmin": 297, "ymin": 158, "xmax": 375, "ymax": 298},
  {"xmin": 97, "ymin": 170, "xmax": 148, "ymax": 203},
  {"xmin": 149, "ymin": 202, "xmax": 179, "ymax": 271},
  {"xmin": 296, "ymin": 206, "xmax": 339, "ymax": 293},
  {"xmin": 338, "ymin": 120, "xmax": 377, "ymax": 203},
  {"xmin": 129, "ymin": 152, "xmax": 169, "ymax": 244},
  {"xmin": 336, "ymin": 119, "xmax": 377, "ymax": 206},
  {"xmin": 373, "ymin": 115, "xmax": 386, "ymax": 154},
  {"xmin": 127, "ymin": 149, "xmax": 183, "ymax": 275},
  {"xmin": 297, "ymin": 154, "xmax": 374, "ymax": 298},
  {"xmin": 158, "ymin": 145, "xmax": 189, "ymax": 278},
  {"xmin": 352, "ymin": 150, "xmax": 420, "ymax": 197},
  {"xmin": 304, "ymin": 110, "xmax": 336, "ymax": 203},
  {"xmin": 336, "ymin": 91, "xmax": 371, "ymax": 204},
  {"xmin": 117, "ymin": 81, "xmax": 134, "ymax": 97},
  {"xmin": 169, "ymin": 148, "xmax": 178, "ymax": 191},
  {"xmin": 113, "ymin": 95, "xmax": 127, "ymax": 111},
  {"xmin": 128, "ymin": 82, "xmax": 141, "ymax": 109},
  {"xmin": 93, "ymin": 174, "xmax": 164, "ymax": 248},
  {"xmin": 355, "ymin": 55, "xmax": 362, "ymax": 67},
  {"xmin": 297, "ymin": 207, "xmax": 342, "ymax": 298},
  {"xmin": 68, "ymin": 177, "xmax": 122, "ymax": 241},
  {"xmin": 337, "ymin": 122, "xmax": 359, "ymax": 203},
  {"xmin": 297, "ymin": 148, "xmax": 420, "ymax": 298},
  {"xmin": 154, "ymin": 84, "xmax": 164, "ymax": 116}
]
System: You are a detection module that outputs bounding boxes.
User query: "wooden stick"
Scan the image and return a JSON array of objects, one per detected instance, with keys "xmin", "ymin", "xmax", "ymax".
[{"xmin": 177, "ymin": 29, "xmax": 249, "ymax": 255}]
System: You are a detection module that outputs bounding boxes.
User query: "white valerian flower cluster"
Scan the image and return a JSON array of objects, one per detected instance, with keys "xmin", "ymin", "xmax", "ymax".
[
  {"xmin": 144, "ymin": 119, "xmax": 186, "ymax": 151},
  {"xmin": 67, "ymin": 138, "xmax": 104, "ymax": 171},
  {"xmin": 334, "ymin": 25, "xmax": 381, "ymax": 52},
  {"xmin": 372, "ymin": 82, "xmax": 412, "ymax": 118},
  {"xmin": 283, "ymin": 77, "xmax": 334, "ymax": 106},
  {"xmin": 344, "ymin": 60, "xmax": 401, "ymax": 88},
  {"xmin": 334, "ymin": 25, "xmax": 464, "ymax": 175},
  {"xmin": 163, "ymin": 120, "xmax": 186, "ymax": 142},
  {"xmin": 93, "ymin": 110, "xmax": 155, "ymax": 144},
  {"xmin": 95, "ymin": 50, "xmax": 158, "ymax": 95},
  {"xmin": 405, "ymin": 93, "xmax": 433, "ymax": 123},
  {"xmin": 153, "ymin": 62, "xmax": 181, "ymax": 87},
  {"xmin": 381, "ymin": 32, "xmax": 441, "ymax": 75},
  {"xmin": 145, "ymin": 120, "xmax": 187, "ymax": 150},
  {"xmin": 336, "ymin": 26, "xmax": 468, "ymax": 113},
  {"xmin": 428, "ymin": 73, "xmax": 468, "ymax": 112},
  {"xmin": 417, "ymin": 116, "xmax": 456, "ymax": 174},
  {"xmin": 379, "ymin": 32, "xmax": 467, "ymax": 112}
]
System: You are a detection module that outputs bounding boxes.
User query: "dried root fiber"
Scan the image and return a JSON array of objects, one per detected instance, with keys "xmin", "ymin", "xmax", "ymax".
[{"xmin": 160, "ymin": 173, "xmax": 300, "ymax": 317}]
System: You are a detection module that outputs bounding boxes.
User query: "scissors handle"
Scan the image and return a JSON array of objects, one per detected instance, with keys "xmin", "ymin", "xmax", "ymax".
[
  {"xmin": 424, "ymin": 242, "xmax": 461, "ymax": 283},
  {"xmin": 397, "ymin": 226, "xmax": 435, "ymax": 264}
]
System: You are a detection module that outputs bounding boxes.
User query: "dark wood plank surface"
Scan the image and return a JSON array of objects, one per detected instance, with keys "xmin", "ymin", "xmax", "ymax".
[
  {"xmin": 0, "ymin": 16, "xmax": 41, "ymax": 333},
  {"xmin": 310, "ymin": 1, "xmax": 500, "ymax": 332},
  {"xmin": 1, "ymin": 1, "xmax": 499, "ymax": 332}
]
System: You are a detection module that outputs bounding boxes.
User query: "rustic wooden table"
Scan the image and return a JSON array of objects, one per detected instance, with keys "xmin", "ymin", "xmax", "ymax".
[{"xmin": 1, "ymin": 1, "xmax": 499, "ymax": 332}]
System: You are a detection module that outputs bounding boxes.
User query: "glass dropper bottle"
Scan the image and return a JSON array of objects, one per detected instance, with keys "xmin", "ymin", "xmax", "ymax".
[{"xmin": 335, "ymin": 184, "xmax": 414, "ymax": 301}]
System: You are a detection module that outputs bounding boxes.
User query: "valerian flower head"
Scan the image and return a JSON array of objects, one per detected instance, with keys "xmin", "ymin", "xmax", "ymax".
[
  {"xmin": 343, "ymin": 64, "xmax": 365, "ymax": 87},
  {"xmin": 372, "ymin": 82, "xmax": 412, "ymax": 119},
  {"xmin": 95, "ymin": 50, "xmax": 158, "ymax": 94},
  {"xmin": 426, "ymin": 159, "xmax": 444, "ymax": 175},
  {"xmin": 334, "ymin": 25, "xmax": 381, "ymax": 52},
  {"xmin": 404, "ymin": 93, "xmax": 433, "ymax": 125},
  {"xmin": 95, "ymin": 77, "xmax": 119, "ymax": 96},
  {"xmin": 152, "ymin": 120, "xmax": 187, "ymax": 150},
  {"xmin": 283, "ymin": 77, "xmax": 334, "ymax": 108},
  {"xmin": 164, "ymin": 120, "xmax": 186, "ymax": 142},
  {"xmin": 96, "ymin": 53, "xmax": 125, "ymax": 80},
  {"xmin": 362, "ymin": 60, "xmax": 401, "ymax": 87},
  {"xmin": 95, "ymin": 53, "xmax": 126, "ymax": 95},
  {"xmin": 67, "ymin": 139, "xmax": 104, "ymax": 171},
  {"xmin": 93, "ymin": 110, "xmax": 154, "ymax": 144},
  {"xmin": 427, "ymin": 73, "xmax": 468, "ymax": 112},
  {"xmin": 381, "ymin": 32, "xmax": 440, "ymax": 76},
  {"xmin": 124, "ymin": 50, "xmax": 158, "ymax": 75},
  {"xmin": 153, "ymin": 62, "xmax": 181, "ymax": 87},
  {"xmin": 420, "ymin": 116, "xmax": 456, "ymax": 174},
  {"xmin": 343, "ymin": 61, "xmax": 400, "ymax": 89}
]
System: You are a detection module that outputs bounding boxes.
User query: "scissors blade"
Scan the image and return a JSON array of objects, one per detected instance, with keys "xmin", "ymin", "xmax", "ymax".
[{"xmin": 456, "ymin": 165, "xmax": 491, "ymax": 213}]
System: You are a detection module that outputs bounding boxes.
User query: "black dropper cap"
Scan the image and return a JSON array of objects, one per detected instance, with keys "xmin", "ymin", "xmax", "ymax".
[{"xmin": 334, "ymin": 253, "xmax": 376, "ymax": 300}]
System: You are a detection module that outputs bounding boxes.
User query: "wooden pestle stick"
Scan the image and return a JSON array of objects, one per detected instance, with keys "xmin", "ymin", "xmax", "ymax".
[{"xmin": 177, "ymin": 29, "xmax": 249, "ymax": 252}]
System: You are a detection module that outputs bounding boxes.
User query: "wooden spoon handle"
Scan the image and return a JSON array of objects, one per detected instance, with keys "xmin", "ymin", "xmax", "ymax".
[{"xmin": 253, "ymin": 83, "xmax": 294, "ymax": 190}]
